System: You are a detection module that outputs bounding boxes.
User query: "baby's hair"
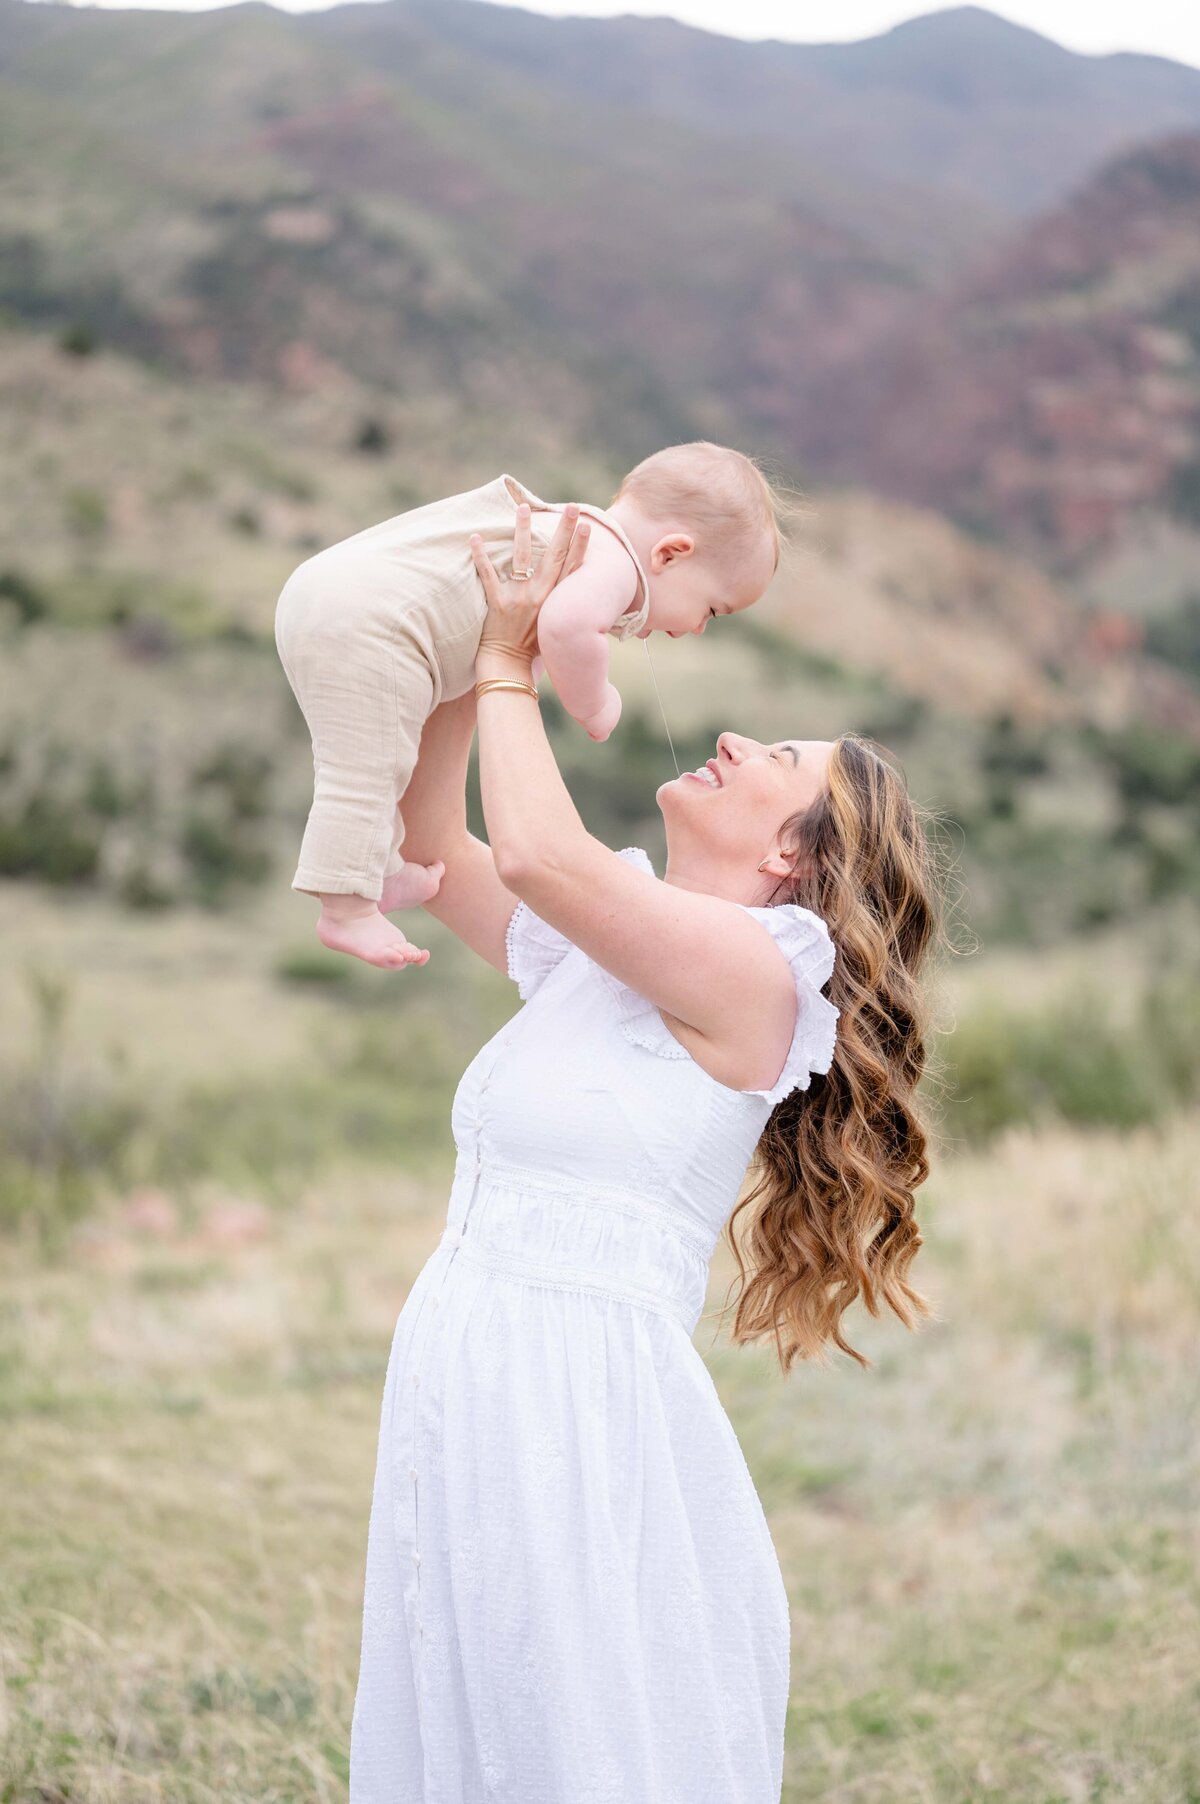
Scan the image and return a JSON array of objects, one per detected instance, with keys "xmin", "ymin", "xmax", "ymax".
[{"xmin": 612, "ymin": 441, "xmax": 793, "ymax": 573}]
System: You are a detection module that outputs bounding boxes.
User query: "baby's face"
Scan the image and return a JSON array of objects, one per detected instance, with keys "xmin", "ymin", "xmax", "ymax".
[{"xmin": 636, "ymin": 529, "xmax": 776, "ymax": 640}]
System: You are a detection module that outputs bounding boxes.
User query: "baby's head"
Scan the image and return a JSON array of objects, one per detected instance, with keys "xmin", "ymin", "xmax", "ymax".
[{"xmin": 608, "ymin": 442, "xmax": 783, "ymax": 639}]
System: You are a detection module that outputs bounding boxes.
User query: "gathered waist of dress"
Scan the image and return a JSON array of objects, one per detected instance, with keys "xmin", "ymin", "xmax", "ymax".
[{"xmin": 441, "ymin": 1153, "xmax": 717, "ymax": 1334}]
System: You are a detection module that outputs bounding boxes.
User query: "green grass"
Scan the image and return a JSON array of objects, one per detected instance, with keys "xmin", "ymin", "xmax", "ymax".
[
  {"xmin": 0, "ymin": 964, "xmax": 468, "ymax": 1241},
  {"xmin": 0, "ymin": 1116, "xmax": 1197, "ymax": 1801}
]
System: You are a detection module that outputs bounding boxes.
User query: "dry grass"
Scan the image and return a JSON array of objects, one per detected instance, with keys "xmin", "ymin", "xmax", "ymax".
[{"xmin": 2, "ymin": 1116, "xmax": 1198, "ymax": 1802}]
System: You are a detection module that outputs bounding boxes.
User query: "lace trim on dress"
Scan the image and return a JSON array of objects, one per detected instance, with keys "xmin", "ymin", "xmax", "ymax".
[
  {"xmin": 505, "ymin": 847, "xmax": 650, "ymax": 1002},
  {"xmin": 505, "ymin": 900, "xmax": 571, "ymax": 1002}
]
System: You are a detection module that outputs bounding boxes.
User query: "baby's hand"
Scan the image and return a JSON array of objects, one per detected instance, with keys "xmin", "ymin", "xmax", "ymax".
[{"xmin": 579, "ymin": 683, "xmax": 622, "ymax": 743}]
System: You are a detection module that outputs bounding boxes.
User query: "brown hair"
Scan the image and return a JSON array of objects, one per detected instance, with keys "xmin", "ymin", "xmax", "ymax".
[
  {"xmin": 716, "ymin": 734, "xmax": 943, "ymax": 1373},
  {"xmin": 613, "ymin": 441, "xmax": 786, "ymax": 573}
]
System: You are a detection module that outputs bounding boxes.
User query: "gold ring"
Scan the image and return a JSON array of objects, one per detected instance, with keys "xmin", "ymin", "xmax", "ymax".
[{"xmin": 511, "ymin": 568, "xmax": 534, "ymax": 581}]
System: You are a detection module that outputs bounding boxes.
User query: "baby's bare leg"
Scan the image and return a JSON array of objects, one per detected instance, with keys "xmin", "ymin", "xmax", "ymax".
[
  {"xmin": 318, "ymin": 787, "xmax": 448, "ymax": 970},
  {"xmin": 379, "ymin": 856, "xmax": 445, "ymax": 915},
  {"xmin": 317, "ymin": 884, "xmax": 440, "ymax": 969},
  {"xmin": 319, "ymin": 782, "xmax": 442, "ymax": 968}
]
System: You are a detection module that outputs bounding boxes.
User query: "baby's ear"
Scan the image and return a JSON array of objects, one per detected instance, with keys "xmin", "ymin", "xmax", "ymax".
[{"xmin": 655, "ymin": 532, "xmax": 695, "ymax": 565}]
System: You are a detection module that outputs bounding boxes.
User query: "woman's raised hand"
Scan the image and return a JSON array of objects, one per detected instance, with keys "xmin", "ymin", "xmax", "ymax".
[{"xmin": 472, "ymin": 502, "xmax": 589, "ymax": 678}]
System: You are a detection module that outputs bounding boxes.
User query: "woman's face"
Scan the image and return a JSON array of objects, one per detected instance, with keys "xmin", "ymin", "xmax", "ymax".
[{"xmin": 658, "ymin": 731, "xmax": 835, "ymax": 878}]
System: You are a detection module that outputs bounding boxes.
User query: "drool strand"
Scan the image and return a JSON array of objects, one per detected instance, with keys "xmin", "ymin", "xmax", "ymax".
[{"xmin": 642, "ymin": 637, "xmax": 681, "ymax": 778}]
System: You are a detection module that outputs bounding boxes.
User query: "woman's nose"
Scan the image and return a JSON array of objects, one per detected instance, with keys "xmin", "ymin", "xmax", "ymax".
[{"xmin": 717, "ymin": 732, "xmax": 770, "ymax": 766}]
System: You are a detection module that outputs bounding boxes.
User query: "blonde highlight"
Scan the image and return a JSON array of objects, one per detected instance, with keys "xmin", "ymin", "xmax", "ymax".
[{"xmin": 713, "ymin": 734, "xmax": 944, "ymax": 1374}]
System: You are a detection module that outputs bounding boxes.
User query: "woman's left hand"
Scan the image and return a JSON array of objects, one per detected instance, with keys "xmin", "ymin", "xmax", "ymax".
[{"xmin": 471, "ymin": 502, "xmax": 589, "ymax": 681}]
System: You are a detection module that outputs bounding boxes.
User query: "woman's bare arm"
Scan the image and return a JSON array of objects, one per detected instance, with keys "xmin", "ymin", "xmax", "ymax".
[
  {"xmin": 470, "ymin": 537, "xmax": 797, "ymax": 1093},
  {"xmin": 396, "ymin": 502, "xmax": 593, "ymax": 977},
  {"xmin": 395, "ymin": 692, "xmax": 520, "ymax": 977}
]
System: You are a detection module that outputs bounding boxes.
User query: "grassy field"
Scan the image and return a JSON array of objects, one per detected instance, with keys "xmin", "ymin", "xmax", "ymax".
[
  {"xmin": 1, "ymin": 1109, "xmax": 1197, "ymax": 1803},
  {"xmin": 2, "ymin": 594, "xmax": 1198, "ymax": 1799},
  {"xmin": 0, "ymin": 876, "xmax": 1196, "ymax": 1803}
]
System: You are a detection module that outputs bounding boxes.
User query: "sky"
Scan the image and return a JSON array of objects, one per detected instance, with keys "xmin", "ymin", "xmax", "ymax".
[{"xmin": 53, "ymin": 0, "xmax": 1200, "ymax": 71}]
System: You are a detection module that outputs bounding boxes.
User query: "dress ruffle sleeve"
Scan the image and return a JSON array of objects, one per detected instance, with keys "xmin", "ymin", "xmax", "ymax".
[
  {"xmin": 592, "ymin": 875, "xmax": 840, "ymax": 1104},
  {"xmin": 733, "ymin": 903, "xmax": 840, "ymax": 1105},
  {"xmin": 505, "ymin": 847, "xmax": 651, "ymax": 1002}
]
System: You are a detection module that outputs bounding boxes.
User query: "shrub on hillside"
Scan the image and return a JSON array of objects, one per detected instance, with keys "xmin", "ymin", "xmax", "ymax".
[
  {"xmin": 1096, "ymin": 721, "xmax": 1200, "ymax": 808},
  {"xmin": 0, "ymin": 569, "xmax": 50, "ymax": 626},
  {"xmin": 0, "ymin": 736, "xmax": 277, "ymax": 908},
  {"xmin": 0, "ymin": 787, "xmax": 102, "ymax": 885},
  {"xmin": 1143, "ymin": 593, "xmax": 1200, "ymax": 680},
  {"xmin": 942, "ymin": 977, "xmax": 1200, "ymax": 1143},
  {"xmin": 58, "ymin": 322, "xmax": 98, "ymax": 357},
  {"xmin": 354, "ymin": 416, "xmax": 391, "ymax": 455}
]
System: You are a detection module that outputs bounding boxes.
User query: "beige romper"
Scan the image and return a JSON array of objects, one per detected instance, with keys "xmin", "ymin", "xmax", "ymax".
[{"xmin": 274, "ymin": 473, "xmax": 651, "ymax": 899}]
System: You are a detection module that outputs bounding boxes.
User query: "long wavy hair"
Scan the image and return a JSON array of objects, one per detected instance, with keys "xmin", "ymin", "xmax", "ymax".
[{"xmin": 716, "ymin": 733, "xmax": 944, "ymax": 1374}]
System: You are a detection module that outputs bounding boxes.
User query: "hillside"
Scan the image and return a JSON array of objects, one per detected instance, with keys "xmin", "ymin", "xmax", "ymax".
[
  {"xmin": 791, "ymin": 132, "xmax": 1200, "ymax": 586},
  {"xmin": 4, "ymin": 317, "xmax": 1199, "ymax": 955},
  {"xmin": 763, "ymin": 491, "xmax": 1200, "ymax": 738},
  {"xmin": 4, "ymin": 0, "xmax": 1200, "ymax": 588},
  {"xmin": 7, "ymin": 1, "xmax": 1198, "ymax": 526},
  {"xmin": 0, "ymin": 0, "xmax": 930, "ymax": 464},
  {"xmin": 5, "ymin": 323, "xmax": 1197, "ymax": 740}
]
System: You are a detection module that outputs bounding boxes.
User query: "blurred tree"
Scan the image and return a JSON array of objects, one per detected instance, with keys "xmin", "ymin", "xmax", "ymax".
[{"xmin": 354, "ymin": 416, "xmax": 392, "ymax": 456}]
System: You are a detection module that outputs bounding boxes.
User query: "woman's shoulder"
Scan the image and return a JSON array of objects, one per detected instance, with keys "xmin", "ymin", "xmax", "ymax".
[
  {"xmin": 508, "ymin": 850, "xmax": 839, "ymax": 1105},
  {"xmin": 733, "ymin": 898, "xmax": 837, "ymax": 989},
  {"xmin": 585, "ymin": 857, "xmax": 839, "ymax": 1103}
]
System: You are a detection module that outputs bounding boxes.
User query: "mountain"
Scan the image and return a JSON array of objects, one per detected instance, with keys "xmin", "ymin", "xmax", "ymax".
[
  {"xmin": 791, "ymin": 132, "xmax": 1200, "ymax": 577},
  {"xmin": 0, "ymin": 0, "xmax": 925, "ymax": 462},
  {"xmin": 5, "ymin": 321, "xmax": 1198, "ymax": 744},
  {"xmin": 305, "ymin": 1, "xmax": 1200, "ymax": 222},
  {"xmin": 2, "ymin": 0, "xmax": 1200, "ymax": 585}
]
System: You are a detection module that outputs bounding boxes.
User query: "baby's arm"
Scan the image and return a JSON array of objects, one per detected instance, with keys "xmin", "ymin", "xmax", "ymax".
[{"xmin": 535, "ymin": 526, "xmax": 639, "ymax": 739}]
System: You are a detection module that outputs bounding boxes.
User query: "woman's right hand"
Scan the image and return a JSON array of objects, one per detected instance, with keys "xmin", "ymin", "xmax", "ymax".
[{"xmin": 472, "ymin": 502, "xmax": 590, "ymax": 683}]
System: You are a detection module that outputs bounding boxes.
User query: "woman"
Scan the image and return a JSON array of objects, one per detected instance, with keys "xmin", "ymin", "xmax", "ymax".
[{"xmin": 348, "ymin": 503, "xmax": 942, "ymax": 1802}]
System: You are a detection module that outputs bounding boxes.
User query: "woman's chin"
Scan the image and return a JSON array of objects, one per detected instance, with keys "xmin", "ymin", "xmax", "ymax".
[{"xmin": 657, "ymin": 775, "xmax": 714, "ymax": 826}]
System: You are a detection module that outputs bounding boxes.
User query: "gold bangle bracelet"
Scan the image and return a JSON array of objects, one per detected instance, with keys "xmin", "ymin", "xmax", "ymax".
[{"xmin": 474, "ymin": 677, "xmax": 539, "ymax": 700}]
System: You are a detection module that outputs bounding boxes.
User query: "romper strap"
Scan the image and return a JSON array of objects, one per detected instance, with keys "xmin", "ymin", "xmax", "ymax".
[{"xmin": 500, "ymin": 473, "xmax": 651, "ymax": 640}]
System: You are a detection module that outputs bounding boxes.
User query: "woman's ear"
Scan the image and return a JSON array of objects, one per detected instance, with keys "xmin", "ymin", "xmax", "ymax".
[
  {"xmin": 758, "ymin": 847, "xmax": 809, "ymax": 884},
  {"xmin": 652, "ymin": 532, "xmax": 695, "ymax": 569}
]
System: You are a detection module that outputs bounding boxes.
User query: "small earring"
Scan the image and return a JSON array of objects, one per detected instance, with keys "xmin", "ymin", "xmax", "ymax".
[{"xmin": 757, "ymin": 859, "xmax": 771, "ymax": 873}]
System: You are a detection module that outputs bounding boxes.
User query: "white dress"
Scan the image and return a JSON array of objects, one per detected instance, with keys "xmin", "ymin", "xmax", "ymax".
[{"xmin": 348, "ymin": 846, "xmax": 840, "ymax": 1804}]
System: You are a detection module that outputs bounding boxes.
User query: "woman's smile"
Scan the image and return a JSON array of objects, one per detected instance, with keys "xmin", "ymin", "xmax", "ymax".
[{"xmin": 682, "ymin": 759, "xmax": 723, "ymax": 788}]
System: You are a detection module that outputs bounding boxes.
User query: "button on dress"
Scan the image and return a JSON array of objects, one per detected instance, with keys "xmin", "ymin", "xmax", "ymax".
[{"xmin": 348, "ymin": 847, "xmax": 840, "ymax": 1804}]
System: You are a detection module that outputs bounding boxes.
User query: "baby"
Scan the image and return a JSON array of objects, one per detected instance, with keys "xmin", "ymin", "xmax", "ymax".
[{"xmin": 274, "ymin": 441, "xmax": 781, "ymax": 969}]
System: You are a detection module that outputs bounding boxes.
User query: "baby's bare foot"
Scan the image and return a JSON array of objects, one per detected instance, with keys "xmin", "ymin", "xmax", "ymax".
[
  {"xmin": 379, "ymin": 859, "xmax": 445, "ymax": 915},
  {"xmin": 317, "ymin": 905, "xmax": 429, "ymax": 970}
]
